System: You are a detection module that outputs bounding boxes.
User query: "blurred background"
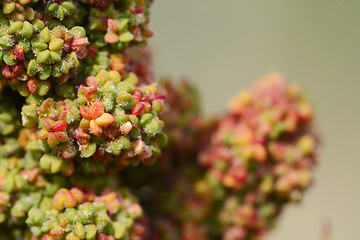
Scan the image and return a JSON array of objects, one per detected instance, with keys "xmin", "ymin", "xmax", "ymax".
[{"xmin": 149, "ymin": 1, "xmax": 360, "ymax": 240}]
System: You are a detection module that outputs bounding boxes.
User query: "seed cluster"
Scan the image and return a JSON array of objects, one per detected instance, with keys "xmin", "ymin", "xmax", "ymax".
[
  {"xmin": 26, "ymin": 188, "xmax": 145, "ymax": 240},
  {"xmin": 0, "ymin": 0, "xmax": 154, "ymax": 239},
  {"xmin": 131, "ymin": 75, "xmax": 319, "ymax": 240}
]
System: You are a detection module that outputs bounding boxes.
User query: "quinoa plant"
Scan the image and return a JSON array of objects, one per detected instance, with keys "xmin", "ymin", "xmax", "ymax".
[{"xmin": 0, "ymin": 1, "xmax": 319, "ymax": 239}]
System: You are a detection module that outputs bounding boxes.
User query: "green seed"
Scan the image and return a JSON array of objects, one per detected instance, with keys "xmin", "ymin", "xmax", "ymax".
[
  {"xmin": 0, "ymin": 112, "xmax": 12, "ymax": 122},
  {"xmin": 156, "ymin": 132, "xmax": 169, "ymax": 147},
  {"xmin": 116, "ymin": 19, "xmax": 129, "ymax": 31},
  {"xmin": 32, "ymin": 18, "xmax": 45, "ymax": 32},
  {"xmin": 31, "ymin": 39, "xmax": 48, "ymax": 50},
  {"xmin": 119, "ymin": 136, "xmax": 131, "ymax": 150},
  {"xmin": 9, "ymin": 21, "xmax": 23, "ymax": 34},
  {"xmin": 3, "ymin": 51, "xmax": 17, "ymax": 66},
  {"xmin": 4, "ymin": 175, "xmax": 15, "ymax": 193},
  {"xmin": 68, "ymin": 52, "xmax": 79, "ymax": 68},
  {"xmin": 74, "ymin": 222, "xmax": 86, "ymax": 239},
  {"xmin": 116, "ymin": 91, "xmax": 134, "ymax": 110},
  {"xmin": 85, "ymin": 224, "xmax": 97, "ymax": 239},
  {"xmin": 3, "ymin": 2, "xmax": 16, "ymax": 14},
  {"xmin": 2, "ymin": 124, "xmax": 15, "ymax": 135},
  {"xmin": 116, "ymin": 82, "xmax": 134, "ymax": 94},
  {"xmin": 26, "ymin": 141, "xmax": 41, "ymax": 152},
  {"xmin": 19, "ymin": 39, "xmax": 31, "ymax": 53},
  {"xmin": 40, "ymin": 154, "xmax": 52, "ymax": 171},
  {"xmin": 10, "ymin": 202, "xmax": 26, "ymax": 218},
  {"xmin": 39, "ymin": 27, "xmax": 51, "ymax": 43},
  {"xmin": 21, "ymin": 21, "xmax": 34, "ymax": 39},
  {"xmin": 24, "ymin": 7, "xmax": 35, "ymax": 21},
  {"xmin": 37, "ymin": 50, "xmax": 51, "ymax": 64},
  {"xmin": 28, "ymin": 208, "xmax": 44, "ymax": 225},
  {"xmin": 119, "ymin": 31, "xmax": 134, "ymax": 43},
  {"xmin": 0, "ymin": 37, "xmax": 13, "ymax": 49},
  {"xmin": 46, "ymin": 3, "xmax": 59, "ymax": 14},
  {"xmin": 70, "ymin": 26, "xmax": 86, "ymax": 38},
  {"xmin": 50, "ymin": 51, "xmax": 61, "ymax": 62},
  {"xmin": 38, "ymin": 81, "xmax": 50, "ymax": 96},
  {"xmin": 103, "ymin": 97, "xmax": 114, "ymax": 111},
  {"xmin": 113, "ymin": 222, "xmax": 126, "ymax": 239},
  {"xmin": 81, "ymin": 142, "xmax": 97, "ymax": 158},
  {"xmin": 49, "ymin": 37, "xmax": 64, "ymax": 51},
  {"xmin": 51, "ymin": 156, "xmax": 64, "ymax": 173},
  {"xmin": 123, "ymin": 72, "xmax": 138, "ymax": 85},
  {"xmin": 39, "ymin": 65, "xmax": 51, "ymax": 80},
  {"xmin": 144, "ymin": 119, "xmax": 160, "ymax": 137},
  {"xmin": 22, "ymin": 104, "xmax": 37, "ymax": 120},
  {"xmin": 140, "ymin": 113, "xmax": 153, "ymax": 127},
  {"xmin": 61, "ymin": 2, "xmax": 76, "ymax": 15},
  {"xmin": 27, "ymin": 59, "xmax": 40, "ymax": 76},
  {"xmin": 60, "ymin": 61, "xmax": 70, "ymax": 74},
  {"xmin": 55, "ymin": 6, "xmax": 64, "ymax": 20}
]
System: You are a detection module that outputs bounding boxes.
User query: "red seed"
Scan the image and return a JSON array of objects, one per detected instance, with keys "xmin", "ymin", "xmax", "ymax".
[
  {"xmin": 155, "ymin": 93, "xmax": 165, "ymax": 100},
  {"xmin": 49, "ymin": 229, "xmax": 63, "ymax": 237},
  {"xmin": 75, "ymin": 127, "xmax": 91, "ymax": 144},
  {"xmin": 53, "ymin": 120, "xmax": 67, "ymax": 132},
  {"xmin": 85, "ymin": 87, "xmax": 97, "ymax": 98},
  {"xmin": 71, "ymin": 37, "xmax": 89, "ymax": 51},
  {"xmin": 132, "ymin": 89, "xmax": 143, "ymax": 104},
  {"xmin": 12, "ymin": 63, "xmax": 24, "ymax": 76},
  {"xmin": 90, "ymin": 101, "xmax": 105, "ymax": 120},
  {"xmin": 13, "ymin": 45, "xmax": 24, "ymax": 62},
  {"xmin": 131, "ymin": 102, "xmax": 144, "ymax": 116},
  {"xmin": 1, "ymin": 63, "xmax": 24, "ymax": 79},
  {"xmin": 80, "ymin": 106, "xmax": 92, "ymax": 120},
  {"xmin": 58, "ymin": 107, "xmax": 68, "ymax": 120},
  {"xmin": 54, "ymin": 132, "xmax": 69, "ymax": 142},
  {"xmin": 27, "ymin": 77, "xmax": 39, "ymax": 95},
  {"xmin": 134, "ymin": 6, "xmax": 145, "ymax": 14}
]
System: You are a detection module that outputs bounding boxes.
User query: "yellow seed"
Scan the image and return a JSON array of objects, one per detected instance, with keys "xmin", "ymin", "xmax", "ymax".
[
  {"xmin": 95, "ymin": 113, "xmax": 114, "ymax": 127},
  {"xmin": 89, "ymin": 120, "xmax": 103, "ymax": 136}
]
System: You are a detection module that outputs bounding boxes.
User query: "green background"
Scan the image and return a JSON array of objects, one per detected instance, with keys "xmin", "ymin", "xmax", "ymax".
[{"xmin": 149, "ymin": 1, "xmax": 360, "ymax": 239}]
